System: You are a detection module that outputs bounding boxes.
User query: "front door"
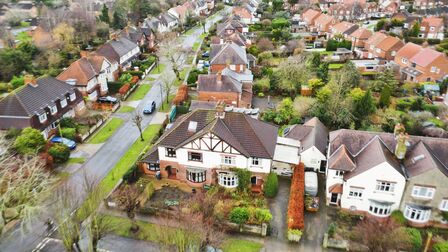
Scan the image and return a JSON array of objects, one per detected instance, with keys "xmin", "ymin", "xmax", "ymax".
[
  {"xmin": 319, "ymin": 161, "xmax": 327, "ymax": 173},
  {"xmin": 330, "ymin": 193, "xmax": 338, "ymax": 204},
  {"xmin": 251, "ymin": 176, "xmax": 257, "ymax": 185}
]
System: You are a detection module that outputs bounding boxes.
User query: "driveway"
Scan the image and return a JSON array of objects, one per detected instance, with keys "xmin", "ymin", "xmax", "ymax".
[{"xmin": 0, "ymin": 9, "xmax": 229, "ymax": 252}]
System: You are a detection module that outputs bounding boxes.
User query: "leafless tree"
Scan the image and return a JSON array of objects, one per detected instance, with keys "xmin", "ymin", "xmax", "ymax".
[
  {"xmin": 132, "ymin": 112, "xmax": 145, "ymax": 141},
  {"xmin": 114, "ymin": 183, "xmax": 140, "ymax": 232},
  {"xmin": 160, "ymin": 71, "xmax": 176, "ymax": 105},
  {"xmin": 157, "ymin": 37, "xmax": 188, "ymax": 82}
]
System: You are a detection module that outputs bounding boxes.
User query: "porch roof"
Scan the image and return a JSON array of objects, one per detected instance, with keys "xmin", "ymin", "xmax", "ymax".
[
  {"xmin": 401, "ymin": 67, "xmax": 422, "ymax": 77},
  {"xmin": 329, "ymin": 183, "xmax": 343, "ymax": 194}
]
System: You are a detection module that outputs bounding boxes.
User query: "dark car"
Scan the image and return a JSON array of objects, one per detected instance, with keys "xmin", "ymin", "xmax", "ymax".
[
  {"xmin": 97, "ymin": 96, "xmax": 118, "ymax": 104},
  {"xmin": 51, "ymin": 136, "xmax": 76, "ymax": 150},
  {"xmin": 202, "ymin": 51, "xmax": 210, "ymax": 58},
  {"xmin": 143, "ymin": 101, "xmax": 156, "ymax": 114}
]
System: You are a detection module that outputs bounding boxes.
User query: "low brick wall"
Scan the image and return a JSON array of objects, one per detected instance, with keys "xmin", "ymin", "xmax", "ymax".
[{"xmin": 225, "ymin": 222, "xmax": 268, "ymax": 237}]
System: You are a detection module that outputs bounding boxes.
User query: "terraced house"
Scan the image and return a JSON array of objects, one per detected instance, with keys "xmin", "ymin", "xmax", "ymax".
[
  {"xmin": 325, "ymin": 129, "xmax": 448, "ymax": 227},
  {"xmin": 139, "ymin": 109, "xmax": 278, "ymax": 192}
]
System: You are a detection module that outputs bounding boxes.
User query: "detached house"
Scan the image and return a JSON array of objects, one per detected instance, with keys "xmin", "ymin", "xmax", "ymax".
[
  {"xmin": 0, "ymin": 76, "xmax": 85, "ymax": 139},
  {"xmin": 119, "ymin": 26, "xmax": 156, "ymax": 51},
  {"xmin": 419, "ymin": 17, "xmax": 444, "ymax": 40},
  {"xmin": 209, "ymin": 42, "xmax": 255, "ymax": 73},
  {"xmin": 217, "ymin": 19, "xmax": 249, "ymax": 35},
  {"xmin": 394, "ymin": 43, "xmax": 448, "ymax": 83},
  {"xmin": 96, "ymin": 36, "xmax": 140, "ymax": 78},
  {"xmin": 283, "ymin": 117, "xmax": 329, "ymax": 173},
  {"xmin": 139, "ymin": 109, "xmax": 278, "ymax": 191},
  {"xmin": 232, "ymin": 7, "xmax": 254, "ymax": 24},
  {"xmin": 57, "ymin": 54, "xmax": 112, "ymax": 101}
]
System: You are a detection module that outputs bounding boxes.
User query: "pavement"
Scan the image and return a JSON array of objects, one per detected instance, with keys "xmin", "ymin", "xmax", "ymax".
[{"xmin": 0, "ymin": 9, "xmax": 229, "ymax": 252}]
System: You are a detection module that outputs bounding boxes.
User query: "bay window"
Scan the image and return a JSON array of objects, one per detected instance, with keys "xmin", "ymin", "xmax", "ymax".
[
  {"xmin": 404, "ymin": 204, "xmax": 431, "ymax": 223},
  {"xmin": 376, "ymin": 181, "xmax": 395, "ymax": 192},
  {"xmin": 187, "ymin": 169, "xmax": 206, "ymax": 183},
  {"xmin": 368, "ymin": 201, "xmax": 392, "ymax": 216},
  {"xmin": 218, "ymin": 172, "xmax": 238, "ymax": 188},
  {"xmin": 188, "ymin": 152, "xmax": 202, "ymax": 162},
  {"xmin": 411, "ymin": 186, "xmax": 435, "ymax": 199}
]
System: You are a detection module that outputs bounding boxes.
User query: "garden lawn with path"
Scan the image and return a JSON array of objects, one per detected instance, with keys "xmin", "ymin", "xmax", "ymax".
[
  {"xmin": 150, "ymin": 64, "xmax": 166, "ymax": 75},
  {"xmin": 117, "ymin": 105, "xmax": 135, "ymax": 113},
  {"xmin": 221, "ymin": 238, "xmax": 263, "ymax": 252},
  {"xmin": 127, "ymin": 84, "xmax": 152, "ymax": 101},
  {"xmin": 88, "ymin": 118, "xmax": 124, "ymax": 144}
]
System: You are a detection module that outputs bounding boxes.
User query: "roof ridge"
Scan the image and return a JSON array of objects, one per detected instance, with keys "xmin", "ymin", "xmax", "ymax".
[
  {"xmin": 420, "ymin": 141, "xmax": 448, "ymax": 171},
  {"xmin": 153, "ymin": 111, "xmax": 198, "ymax": 146},
  {"xmin": 243, "ymin": 114, "xmax": 270, "ymax": 157},
  {"xmin": 210, "ymin": 43, "xmax": 230, "ymax": 64},
  {"xmin": 12, "ymin": 91, "xmax": 31, "ymax": 116},
  {"xmin": 175, "ymin": 117, "xmax": 218, "ymax": 149}
]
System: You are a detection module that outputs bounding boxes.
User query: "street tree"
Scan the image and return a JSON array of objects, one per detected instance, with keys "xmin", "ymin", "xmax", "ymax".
[
  {"xmin": 158, "ymin": 38, "xmax": 187, "ymax": 82},
  {"xmin": 160, "ymin": 71, "xmax": 176, "ymax": 105},
  {"xmin": 132, "ymin": 112, "xmax": 145, "ymax": 141}
]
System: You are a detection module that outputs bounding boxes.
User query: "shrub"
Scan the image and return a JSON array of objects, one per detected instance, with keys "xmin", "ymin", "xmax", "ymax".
[
  {"xmin": 119, "ymin": 83, "xmax": 131, "ymax": 95},
  {"xmin": 423, "ymin": 104, "xmax": 439, "ymax": 115},
  {"xmin": 235, "ymin": 169, "xmax": 251, "ymax": 192},
  {"xmin": 59, "ymin": 128, "xmax": 76, "ymax": 141},
  {"xmin": 123, "ymin": 71, "xmax": 143, "ymax": 79},
  {"xmin": 108, "ymin": 81, "xmax": 123, "ymax": 94},
  {"xmin": 427, "ymin": 38, "xmax": 441, "ymax": 45},
  {"xmin": 48, "ymin": 143, "xmax": 70, "ymax": 163},
  {"xmin": 390, "ymin": 210, "xmax": 406, "ymax": 225},
  {"xmin": 287, "ymin": 163, "xmax": 304, "ymax": 230},
  {"xmin": 59, "ymin": 117, "xmax": 77, "ymax": 129},
  {"xmin": 404, "ymin": 228, "xmax": 422, "ymax": 251},
  {"xmin": 122, "ymin": 164, "xmax": 142, "ymax": 183},
  {"xmin": 10, "ymin": 75, "xmax": 24, "ymax": 89},
  {"xmin": 396, "ymin": 98, "xmax": 413, "ymax": 111},
  {"xmin": 253, "ymin": 77, "xmax": 270, "ymax": 94},
  {"xmin": 14, "ymin": 128, "xmax": 46, "ymax": 154},
  {"xmin": 254, "ymin": 208, "xmax": 272, "ymax": 224},
  {"xmin": 287, "ymin": 229, "xmax": 302, "ymax": 242},
  {"xmin": 264, "ymin": 172, "xmax": 278, "ymax": 198},
  {"xmin": 328, "ymin": 223, "xmax": 336, "ymax": 238},
  {"xmin": 433, "ymin": 242, "xmax": 448, "ymax": 252},
  {"xmin": 272, "ymin": 18, "xmax": 289, "ymax": 29},
  {"xmin": 5, "ymin": 128, "xmax": 21, "ymax": 140},
  {"xmin": 229, "ymin": 207, "xmax": 249, "ymax": 224},
  {"xmin": 119, "ymin": 73, "xmax": 132, "ymax": 84}
]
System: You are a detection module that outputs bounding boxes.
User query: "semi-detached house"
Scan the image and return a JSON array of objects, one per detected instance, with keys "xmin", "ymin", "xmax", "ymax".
[
  {"xmin": 139, "ymin": 109, "xmax": 278, "ymax": 192},
  {"xmin": 326, "ymin": 129, "xmax": 448, "ymax": 228}
]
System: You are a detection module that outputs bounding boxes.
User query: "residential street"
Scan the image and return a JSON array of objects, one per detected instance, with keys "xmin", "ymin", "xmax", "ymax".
[{"xmin": 0, "ymin": 9, "xmax": 229, "ymax": 252}]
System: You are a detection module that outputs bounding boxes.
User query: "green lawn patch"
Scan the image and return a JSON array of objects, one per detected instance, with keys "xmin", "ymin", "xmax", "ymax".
[
  {"xmin": 150, "ymin": 64, "xmax": 166, "ymax": 75},
  {"xmin": 221, "ymin": 239, "xmax": 263, "ymax": 252},
  {"xmin": 67, "ymin": 157, "xmax": 86, "ymax": 164},
  {"xmin": 361, "ymin": 71, "xmax": 379, "ymax": 76},
  {"xmin": 127, "ymin": 84, "xmax": 152, "ymax": 101},
  {"xmin": 88, "ymin": 118, "xmax": 124, "ymax": 144},
  {"xmin": 185, "ymin": 27, "xmax": 197, "ymax": 36},
  {"xmin": 199, "ymin": 33, "xmax": 208, "ymax": 39},
  {"xmin": 192, "ymin": 42, "xmax": 200, "ymax": 51},
  {"xmin": 329, "ymin": 63, "xmax": 344, "ymax": 70},
  {"xmin": 104, "ymin": 215, "xmax": 170, "ymax": 242},
  {"xmin": 117, "ymin": 105, "xmax": 135, "ymax": 113},
  {"xmin": 320, "ymin": 51, "xmax": 334, "ymax": 56},
  {"xmin": 180, "ymin": 67, "xmax": 190, "ymax": 80},
  {"xmin": 146, "ymin": 77, "xmax": 156, "ymax": 82},
  {"xmin": 160, "ymin": 95, "xmax": 175, "ymax": 112}
]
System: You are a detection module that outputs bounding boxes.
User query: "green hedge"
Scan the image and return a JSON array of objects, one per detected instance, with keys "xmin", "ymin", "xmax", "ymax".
[
  {"xmin": 60, "ymin": 128, "xmax": 77, "ymax": 140},
  {"xmin": 433, "ymin": 242, "xmax": 448, "ymax": 252},
  {"xmin": 404, "ymin": 228, "xmax": 422, "ymax": 252},
  {"xmin": 48, "ymin": 143, "xmax": 70, "ymax": 164},
  {"xmin": 123, "ymin": 70, "xmax": 144, "ymax": 78},
  {"xmin": 264, "ymin": 172, "xmax": 278, "ymax": 198},
  {"xmin": 108, "ymin": 81, "xmax": 124, "ymax": 94},
  {"xmin": 229, "ymin": 207, "xmax": 249, "ymax": 224}
]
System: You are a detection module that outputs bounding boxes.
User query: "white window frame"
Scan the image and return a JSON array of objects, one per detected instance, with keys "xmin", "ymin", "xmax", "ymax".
[
  {"xmin": 218, "ymin": 172, "xmax": 238, "ymax": 188},
  {"xmin": 376, "ymin": 181, "xmax": 395, "ymax": 193},
  {"xmin": 251, "ymin": 157, "xmax": 261, "ymax": 166},
  {"xmin": 39, "ymin": 113, "xmax": 47, "ymax": 123},
  {"xmin": 60, "ymin": 98, "xmax": 67, "ymax": 108},
  {"xmin": 430, "ymin": 66, "xmax": 437, "ymax": 73},
  {"xmin": 49, "ymin": 105, "xmax": 57, "ymax": 115},
  {"xmin": 411, "ymin": 186, "xmax": 435, "ymax": 199},
  {"xmin": 221, "ymin": 155, "xmax": 236, "ymax": 165},
  {"xmin": 440, "ymin": 199, "xmax": 448, "ymax": 211},
  {"xmin": 186, "ymin": 170, "xmax": 206, "ymax": 183},
  {"xmin": 70, "ymin": 92, "xmax": 76, "ymax": 101},
  {"xmin": 401, "ymin": 58, "xmax": 408, "ymax": 64},
  {"xmin": 147, "ymin": 163, "xmax": 160, "ymax": 171},
  {"xmin": 348, "ymin": 187, "xmax": 363, "ymax": 198},
  {"xmin": 165, "ymin": 148, "xmax": 176, "ymax": 157},
  {"xmin": 335, "ymin": 170, "xmax": 344, "ymax": 177},
  {"xmin": 188, "ymin": 152, "xmax": 202, "ymax": 162},
  {"xmin": 404, "ymin": 205, "xmax": 431, "ymax": 223},
  {"xmin": 369, "ymin": 201, "xmax": 392, "ymax": 217}
]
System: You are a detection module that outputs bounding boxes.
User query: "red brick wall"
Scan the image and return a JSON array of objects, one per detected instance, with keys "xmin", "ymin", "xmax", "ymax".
[{"xmin": 198, "ymin": 91, "xmax": 239, "ymax": 106}]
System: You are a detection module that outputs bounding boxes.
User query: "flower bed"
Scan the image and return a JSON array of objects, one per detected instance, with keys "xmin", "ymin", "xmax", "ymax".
[{"xmin": 287, "ymin": 163, "xmax": 305, "ymax": 242}]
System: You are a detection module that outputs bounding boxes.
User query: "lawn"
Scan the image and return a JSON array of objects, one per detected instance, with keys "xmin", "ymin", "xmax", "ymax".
[
  {"xmin": 160, "ymin": 95, "xmax": 175, "ymax": 113},
  {"xmin": 220, "ymin": 239, "xmax": 263, "ymax": 252},
  {"xmin": 180, "ymin": 67, "xmax": 190, "ymax": 80},
  {"xmin": 127, "ymin": 84, "xmax": 152, "ymax": 101},
  {"xmin": 199, "ymin": 33, "xmax": 208, "ymax": 39},
  {"xmin": 320, "ymin": 51, "xmax": 334, "ymax": 56},
  {"xmin": 117, "ymin": 105, "xmax": 135, "ymax": 113},
  {"xmin": 88, "ymin": 118, "xmax": 124, "ymax": 144},
  {"xmin": 185, "ymin": 27, "xmax": 198, "ymax": 36},
  {"xmin": 329, "ymin": 63, "xmax": 344, "ymax": 70},
  {"xmin": 67, "ymin": 157, "xmax": 86, "ymax": 164},
  {"xmin": 150, "ymin": 64, "xmax": 166, "ymax": 75},
  {"xmin": 98, "ymin": 124, "xmax": 162, "ymax": 190},
  {"xmin": 192, "ymin": 42, "xmax": 201, "ymax": 51}
]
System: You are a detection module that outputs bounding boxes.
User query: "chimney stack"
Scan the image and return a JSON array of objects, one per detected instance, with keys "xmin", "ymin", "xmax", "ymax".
[
  {"xmin": 80, "ymin": 50, "xmax": 90, "ymax": 58},
  {"xmin": 215, "ymin": 101, "xmax": 225, "ymax": 119},
  {"xmin": 216, "ymin": 71, "xmax": 222, "ymax": 82},
  {"xmin": 394, "ymin": 133, "xmax": 409, "ymax": 160},
  {"xmin": 24, "ymin": 75, "xmax": 37, "ymax": 87}
]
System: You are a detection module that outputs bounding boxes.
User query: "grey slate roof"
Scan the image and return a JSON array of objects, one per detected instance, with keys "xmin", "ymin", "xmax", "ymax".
[
  {"xmin": 143, "ymin": 109, "xmax": 278, "ymax": 159},
  {"xmin": 197, "ymin": 74, "xmax": 242, "ymax": 93},
  {"xmin": 285, "ymin": 117, "xmax": 329, "ymax": 155},
  {"xmin": 210, "ymin": 42, "xmax": 248, "ymax": 65},
  {"xmin": 96, "ymin": 37, "xmax": 138, "ymax": 64}
]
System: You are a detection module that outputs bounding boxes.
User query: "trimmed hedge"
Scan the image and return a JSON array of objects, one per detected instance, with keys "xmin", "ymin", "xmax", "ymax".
[
  {"xmin": 287, "ymin": 163, "xmax": 304, "ymax": 230},
  {"xmin": 119, "ymin": 83, "xmax": 131, "ymax": 95},
  {"xmin": 108, "ymin": 81, "xmax": 124, "ymax": 94},
  {"xmin": 433, "ymin": 242, "xmax": 448, "ymax": 252},
  {"xmin": 60, "ymin": 128, "xmax": 77, "ymax": 140},
  {"xmin": 229, "ymin": 207, "xmax": 250, "ymax": 224},
  {"xmin": 264, "ymin": 172, "xmax": 278, "ymax": 198}
]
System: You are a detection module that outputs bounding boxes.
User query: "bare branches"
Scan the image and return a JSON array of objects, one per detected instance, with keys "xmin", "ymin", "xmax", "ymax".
[{"xmin": 132, "ymin": 112, "xmax": 145, "ymax": 142}]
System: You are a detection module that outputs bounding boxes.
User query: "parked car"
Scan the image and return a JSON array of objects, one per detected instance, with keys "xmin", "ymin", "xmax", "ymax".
[
  {"xmin": 305, "ymin": 171, "xmax": 318, "ymax": 196},
  {"xmin": 51, "ymin": 136, "xmax": 76, "ymax": 150},
  {"xmin": 202, "ymin": 51, "xmax": 210, "ymax": 58},
  {"xmin": 143, "ymin": 101, "xmax": 156, "ymax": 114},
  {"xmin": 197, "ymin": 60, "xmax": 205, "ymax": 69},
  {"xmin": 203, "ymin": 61, "xmax": 210, "ymax": 67},
  {"xmin": 97, "ymin": 96, "xmax": 118, "ymax": 104}
]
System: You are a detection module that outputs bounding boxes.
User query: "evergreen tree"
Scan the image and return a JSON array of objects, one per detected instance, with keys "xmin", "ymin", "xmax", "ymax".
[
  {"xmin": 352, "ymin": 90, "xmax": 376, "ymax": 128},
  {"xmin": 112, "ymin": 11, "xmax": 126, "ymax": 30},
  {"xmin": 379, "ymin": 86, "xmax": 392, "ymax": 108},
  {"xmin": 99, "ymin": 4, "xmax": 110, "ymax": 24}
]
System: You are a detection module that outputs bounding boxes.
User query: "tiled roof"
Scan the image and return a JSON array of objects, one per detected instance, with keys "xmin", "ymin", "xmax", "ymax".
[
  {"xmin": 332, "ymin": 21, "xmax": 357, "ymax": 35},
  {"xmin": 422, "ymin": 16, "xmax": 443, "ymax": 27},
  {"xmin": 210, "ymin": 42, "xmax": 248, "ymax": 65},
  {"xmin": 328, "ymin": 145, "xmax": 356, "ymax": 171},
  {"xmin": 96, "ymin": 37, "xmax": 138, "ymax": 64},
  {"xmin": 395, "ymin": 42, "xmax": 422, "ymax": 60},
  {"xmin": 285, "ymin": 117, "xmax": 328, "ymax": 154},
  {"xmin": 57, "ymin": 55, "xmax": 109, "ymax": 86},
  {"xmin": 329, "ymin": 129, "xmax": 448, "ymax": 179},
  {"xmin": 0, "ymin": 77, "xmax": 78, "ymax": 117},
  {"xmin": 349, "ymin": 28, "xmax": 372, "ymax": 40},
  {"xmin": 147, "ymin": 109, "xmax": 278, "ymax": 159},
  {"xmin": 314, "ymin": 13, "xmax": 334, "ymax": 26},
  {"xmin": 375, "ymin": 36, "xmax": 403, "ymax": 51},
  {"xmin": 302, "ymin": 8, "xmax": 321, "ymax": 22},
  {"xmin": 410, "ymin": 48, "xmax": 444, "ymax": 67},
  {"xmin": 365, "ymin": 32, "xmax": 388, "ymax": 47},
  {"xmin": 197, "ymin": 74, "xmax": 242, "ymax": 93}
]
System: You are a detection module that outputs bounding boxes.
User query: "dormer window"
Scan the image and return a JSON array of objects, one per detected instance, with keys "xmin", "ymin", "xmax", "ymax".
[
  {"xmin": 401, "ymin": 58, "xmax": 408, "ymax": 64},
  {"xmin": 430, "ymin": 66, "xmax": 437, "ymax": 73},
  {"xmin": 70, "ymin": 93, "xmax": 76, "ymax": 101},
  {"xmin": 60, "ymin": 98, "xmax": 67, "ymax": 108},
  {"xmin": 39, "ymin": 113, "xmax": 47, "ymax": 123},
  {"xmin": 49, "ymin": 105, "xmax": 57, "ymax": 115}
]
